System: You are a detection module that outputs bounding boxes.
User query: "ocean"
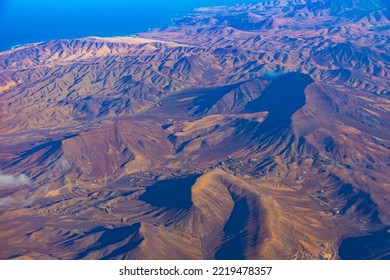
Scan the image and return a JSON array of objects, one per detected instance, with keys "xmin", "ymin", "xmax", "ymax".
[{"xmin": 0, "ymin": 0, "xmax": 261, "ymax": 52}]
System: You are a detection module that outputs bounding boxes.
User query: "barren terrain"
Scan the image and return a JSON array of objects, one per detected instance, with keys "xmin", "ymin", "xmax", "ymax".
[{"xmin": 0, "ymin": 0, "xmax": 389, "ymax": 259}]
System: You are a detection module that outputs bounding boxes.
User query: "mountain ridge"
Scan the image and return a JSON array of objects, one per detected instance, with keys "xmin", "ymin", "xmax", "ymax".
[{"xmin": 0, "ymin": 0, "xmax": 389, "ymax": 260}]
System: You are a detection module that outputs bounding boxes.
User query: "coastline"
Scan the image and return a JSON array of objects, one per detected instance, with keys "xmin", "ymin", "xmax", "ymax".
[{"xmin": 0, "ymin": 0, "xmax": 261, "ymax": 53}]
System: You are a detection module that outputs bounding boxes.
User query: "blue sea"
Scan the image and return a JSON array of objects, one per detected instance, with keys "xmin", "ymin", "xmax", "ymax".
[{"xmin": 0, "ymin": 0, "xmax": 261, "ymax": 52}]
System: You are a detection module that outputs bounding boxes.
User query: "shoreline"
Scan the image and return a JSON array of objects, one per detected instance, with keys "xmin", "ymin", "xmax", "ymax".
[{"xmin": 0, "ymin": 0, "xmax": 260, "ymax": 53}]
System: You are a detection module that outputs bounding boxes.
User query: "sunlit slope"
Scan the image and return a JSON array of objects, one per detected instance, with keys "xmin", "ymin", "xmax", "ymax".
[{"xmin": 0, "ymin": 0, "xmax": 389, "ymax": 260}]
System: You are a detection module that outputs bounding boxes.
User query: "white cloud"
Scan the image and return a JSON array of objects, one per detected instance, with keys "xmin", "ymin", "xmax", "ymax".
[
  {"xmin": 264, "ymin": 71, "xmax": 285, "ymax": 79},
  {"xmin": 59, "ymin": 158, "xmax": 70, "ymax": 170},
  {"xmin": 47, "ymin": 158, "xmax": 71, "ymax": 179},
  {"xmin": 0, "ymin": 197, "xmax": 17, "ymax": 207},
  {"xmin": 0, "ymin": 174, "xmax": 31, "ymax": 187}
]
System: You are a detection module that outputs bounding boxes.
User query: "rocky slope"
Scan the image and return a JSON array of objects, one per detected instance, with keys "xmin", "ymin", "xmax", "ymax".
[{"xmin": 0, "ymin": 0, "xmax": 389, "ymax": 259}]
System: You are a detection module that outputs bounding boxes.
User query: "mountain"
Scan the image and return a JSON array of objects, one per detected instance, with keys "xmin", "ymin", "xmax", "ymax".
[
  {"xmin": 305, "ymin": 0, "xmax": 386, "ymax": 13},
  {"xmin": 0, "ymin": 0, "xmax": 389, "ymax": 260}
]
